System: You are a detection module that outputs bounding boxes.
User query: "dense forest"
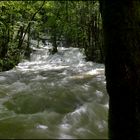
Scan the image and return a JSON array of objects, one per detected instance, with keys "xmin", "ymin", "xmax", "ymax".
[{"xmin": 0, "ymin": 1, "xmax": 103, "ymax": 72}]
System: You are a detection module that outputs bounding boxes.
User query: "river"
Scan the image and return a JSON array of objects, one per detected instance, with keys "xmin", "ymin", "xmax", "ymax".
[{"xmin": 0, "ymin": 42, "xmax": 108, "ymax": 139}]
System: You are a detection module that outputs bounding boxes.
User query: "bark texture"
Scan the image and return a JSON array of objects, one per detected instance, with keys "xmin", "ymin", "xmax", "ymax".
[{"xmin": 99, "ymin": 0, "xmax": 140, "ymax": 139}]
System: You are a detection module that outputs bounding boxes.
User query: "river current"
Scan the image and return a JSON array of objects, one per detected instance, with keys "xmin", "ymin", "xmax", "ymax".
[{"xmin": 0, "ymin": 42, "xmax": 108, "ymax": 139}]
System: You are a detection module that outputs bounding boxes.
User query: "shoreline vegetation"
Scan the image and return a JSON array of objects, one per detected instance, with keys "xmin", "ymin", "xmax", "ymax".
[{"xmin": 0, "ymin": 1, "xmax": 104, "ymax": 72}]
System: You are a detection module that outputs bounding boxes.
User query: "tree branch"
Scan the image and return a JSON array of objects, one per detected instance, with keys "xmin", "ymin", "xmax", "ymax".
[{"xmin": 19, "ymin": 0, "xmax": 46, "ymax": 48}]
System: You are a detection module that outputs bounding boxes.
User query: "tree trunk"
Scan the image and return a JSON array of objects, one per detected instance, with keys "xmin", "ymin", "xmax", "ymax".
[
  {"xmin": 99, "ymin": 0, "xmax": 140, "ymax": 139},
  {"xmin": 52, "ymin": 34, "xmax": 58, "ymax": 54},
  {"xmin": 25, "ymin": 23, "xmax": 31, "ymax": 58}
]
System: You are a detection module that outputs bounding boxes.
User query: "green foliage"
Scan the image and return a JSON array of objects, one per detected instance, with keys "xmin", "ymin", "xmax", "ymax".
[
  {"xmin": 0, "ymin": 1, "xmax": 46, "ymax": 71},
  {"xmin": 0, "ymin": 1, "xmax": 104, "ymax": 71},
  {"xmin": 39, "ymin": 1, "xmax": 104, "ymax": 61}
]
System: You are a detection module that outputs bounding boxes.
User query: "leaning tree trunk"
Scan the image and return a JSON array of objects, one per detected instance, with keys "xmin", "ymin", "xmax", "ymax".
[{"xmin": 99, "ymin": 0, "xmax": 140, "ymax": 139}]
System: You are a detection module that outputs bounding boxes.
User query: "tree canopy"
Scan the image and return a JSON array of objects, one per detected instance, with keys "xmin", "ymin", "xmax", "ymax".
[{"xmin": 0, "ymin": 1, "xmax": 103, "ymax": 71}]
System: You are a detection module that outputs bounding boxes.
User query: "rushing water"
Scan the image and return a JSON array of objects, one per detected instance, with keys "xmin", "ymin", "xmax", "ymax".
[{"xmin": 0, "ymin": 42, "xmax": 108, "ymax": 139}]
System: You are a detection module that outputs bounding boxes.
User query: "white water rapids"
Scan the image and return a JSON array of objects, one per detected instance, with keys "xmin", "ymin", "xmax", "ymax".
[{"xmin": 0, "ymin": 42, "xmax": 108, "ymax": 139}]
